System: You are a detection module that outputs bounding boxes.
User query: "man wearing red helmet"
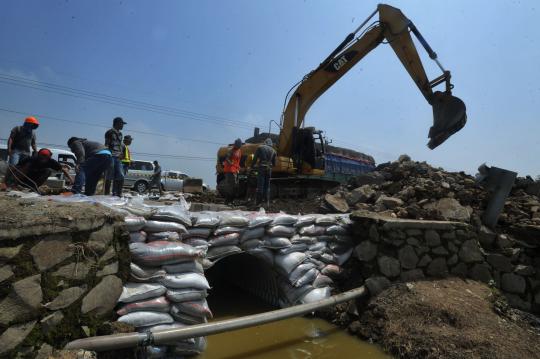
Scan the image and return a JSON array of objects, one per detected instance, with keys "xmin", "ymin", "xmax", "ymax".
[
  {"xmin": 7, "ymin": 117, "xmax": 39, "ymax": 165},
  {"xmin": 4, "ymin": 148, "xmax": 73, "ymax": 192}
]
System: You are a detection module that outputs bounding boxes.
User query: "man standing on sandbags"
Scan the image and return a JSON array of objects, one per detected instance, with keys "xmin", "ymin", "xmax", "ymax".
[
  {"xmin": 104, "ymin": 116, "xmax": 126, "ymax": 197},
  {"xmin": 221, "ymin": 138, "xmax": 242, "ymax": 204},
  {"xmin": 68, "ymin": 137, "xmax": 112, "ymax": 196},
  {"xmin": 251, "ymin": 138, "xmax": 276, "ymax": 206},
  {"xmin": 149, "ymin": 160, "xmax": 163, "ymax": 196}
]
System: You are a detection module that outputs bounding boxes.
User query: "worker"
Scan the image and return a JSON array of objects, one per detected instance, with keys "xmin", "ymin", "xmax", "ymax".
[
  {"xmin": 4, "ymin": 148, "xmax": 73, "ymax": 192},
  {"xmin": 67, "ymin": 137, "xmax": 112, "ymax": 196},
  {"xmin": 120, "ymin": 135, "xmax": 133, "ymax": 175},
  {"xmin": 149, "ymin": 160, "xmax": 163, "ymax": 196},
  {"xmin": 7, "ymin": 117, "xmax": 39, "ymax": 165},
  {"xmin": 104, "ymin": 116, "xmax": 126, "ymax": 197},
  {"xmin": 250, "ymin": 138, "xmax": 276, "ymax": 206},
  {"xmin": 222, "ymin": 138, "xmax": 242, "ymax": 204}
]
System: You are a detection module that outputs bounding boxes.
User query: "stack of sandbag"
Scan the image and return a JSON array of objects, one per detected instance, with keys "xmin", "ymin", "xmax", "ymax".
[
  {"xmin": 121, "ymin": 210, "xmax": 209, "ymax": 357},
  {"xmin": 201, "ymin": 211, "xmax": 246, "ymax": 261}
]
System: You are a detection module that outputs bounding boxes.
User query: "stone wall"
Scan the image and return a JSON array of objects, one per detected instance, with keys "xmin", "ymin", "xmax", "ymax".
[
  {"xmin": 0, "ymin": 197, "xmax": 129, "ymax": 358},
  {"xmin": 351, "ymin": 211, "xmax": 540, "ymax": 314}
]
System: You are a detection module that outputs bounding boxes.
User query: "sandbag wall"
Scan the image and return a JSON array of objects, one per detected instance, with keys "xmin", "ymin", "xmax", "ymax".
[{"xmin": 118, "ymin": 206, "xmax": 355, "ymax": 357}]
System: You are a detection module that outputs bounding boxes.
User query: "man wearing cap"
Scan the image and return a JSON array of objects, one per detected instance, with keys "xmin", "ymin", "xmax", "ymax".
[
  {"xmin": 221, "ymin": 138, "xmax": 242, "ymax": 204},
  {"xmin": 4, "ymin": 148, "xmax": 73, "ymax": 191},
  {"xmin": 104, "ymin": 117, "xmax": 126, "ymax": 197},
  {"xmin": 250, "ymin": 138, "xmax": 276, "ymax": 206},
  {"xmin": 7, "ymin": 117, "xmax": 39, "ymax": 165},
  {"xmin": 68, "ymin": 137, "xmax": 112, "ymax": 196}
]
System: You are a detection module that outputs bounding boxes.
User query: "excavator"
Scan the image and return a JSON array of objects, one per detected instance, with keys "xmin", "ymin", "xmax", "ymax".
[{"xmin": 217, "ymin": 4, "xmax": 467, "ymax": 198}]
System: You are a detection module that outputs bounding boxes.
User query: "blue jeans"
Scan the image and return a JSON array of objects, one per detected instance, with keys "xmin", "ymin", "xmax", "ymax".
[
  {"xmin": 256, "ymin": 168, "xmax": 271, "ymax": 204},
  {"xmin": 8, "ymin": 150, "xmax": 30, "ymax": 165},
  {"xmin": 106, "ymin": 156, "xmax": 124, "ymax": 181},
  {"xmin": 72, "ymin": 154, "xmax": 112, "ymax": 196}
]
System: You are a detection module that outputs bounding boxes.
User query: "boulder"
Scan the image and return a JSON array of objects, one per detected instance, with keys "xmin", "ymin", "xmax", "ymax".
[
  {"xmin": 0, "ymin": 320, "xmax": 37, "ymax": 355},
  {"xmin": 478, "ymin": 226, "xmax": 496, "ymax": 248},
  {"xmin": 417, "ymin": 254, "xmax": 432, "ymax": 267},
  {"xmin": 424, "ymin": 230, "xmax": 441, "ymax": 247},
  {"xmin": 501, "ymin": 273, "xmax": 526, "ymax": 294},
  {"xmin": 81, "ymin": 275, "xmax": 122, "ymax": 317},
  {"xmin": 97, "ymin": 261, "xmax": 119, "ymax": 277},
  {"xmin": 45, "ymin": 286, "xmax": 87, "ymax": 310},
  {"xmin": 30, "ymin": 235, "xmax": 73, "ymax": 271},
  {"xmin": 400, "ymin": 269, "xmax": 425, "ymax": 282},
  {"xmin": 53, "ymin": 261, "xmax": 93, "ymax": 280},
  {"xmin": 459, "ymin": 240, "xmax": 484, "ymax": 263},
  {"xmin": 450, "ymin": 262, "xmax": 468, "ymax": 277},
  {"xmin": 35, "ymin": 343, "xmax": 54, "ymax": 359},
  {"xmin": 426, "ymin": 257, "xmax": 448, "ymax": 277},
  {"xmin": 398, "ymin": 245, "xmax": 418, "ymax": 270},
  {"xmin": 365, "ymin": 276, "xmax": 391, "ymax": 296},
  {"xmin": 514, "ymin": 265, "xmax": 535, "ymax": 276},
  {"xmin": 13, "ymin": 274, "xmax": 43, "ymax": 311},
  {"xmin": 0, "ymin": 265, "xmax": 14, "ymax": 283},
  {"xmin": 469, "ymin": 263, "xmax": 492, "ymax": 284},
  {"xmin": 324, "ymin": 194, "xmax": 349, "ymax": 213},
  {"xmin": 354, "ymin": 241, "xmax": 377, "ymax": 262},
  {"xmin": 486, "ymin": 254, "xmax": 513, "ymax": 272},
  {"xmin": 375, "ymin": 196, "xmax": 404, "ymax": 210},
  {"xmin": 40, "ymin": 311, "xmax": 64, "ymax": 335},
  {"xmin": 0, "ymin": 244, "xmax": 23, "ymax": 261},
  {"xmin": 377, "ymin": 256, "xmax": 400, "ymax": 278},
  {"xmin": 87, "ymin": 225, "xmax": 115, "ymax": 254},
  {"xmin": 424, "ymin": 198, "xmax": 471, "ymax": 222},
  {"xmin": 346, "ymin": 185, "xmax": 376, "ymax": 205}
]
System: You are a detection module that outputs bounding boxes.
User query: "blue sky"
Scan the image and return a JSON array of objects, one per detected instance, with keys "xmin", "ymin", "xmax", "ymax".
[{"xmin": 0, "ymin": 0, "xmax": 538, "ymax": 186}]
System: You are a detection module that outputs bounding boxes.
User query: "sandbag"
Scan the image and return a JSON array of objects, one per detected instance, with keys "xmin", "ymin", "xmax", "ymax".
[
  {"xmin": 298, "ymin": 225, "xmax": 326, "ymax": 236},
  {"xmin": 172, "ymin": 299, "xmax": 213, "ymax": 319},
  {"xmin": 290, "ymin": 235, "xmax": 316, "ymax": 245},
  {"xmin": 246, "ymin": 247, "xmax": 274, "ymax": 266},
  {"xmin": 208, "ymin": 233, "xmax": 240, "ymax": 247},
  {"xmin": 117, "ymin": 296, "xmax": 170, "ymax": 316},
  {"xmin": 151, "ymin": 206, "xmax": 192, "ymax": 227},
  {"xmin": 248, "ymin": 216, "xmax": 273, "ymax": 228},
  {"xmin": 160, "ymin": 273, "xmax": 210, "ymax": 290},
  {"xmin": 183, "ymin": 228, "xmax": 212, "ymax": 239},
  {"xmin": 169, "ymin": 336, "xmax": 207, "ymax": 357},
  {"xmin": 206, "ymin": 245, "xmax": 242, "ymax": 260},
  {"xmin": 143, "ymin": 346, "xmax": 168, "ymax": 359},
  {"xmin": 319, "ymin": 253, "xmax": 337, "ymax": 264},
  {"xmin": 295, "ymin": 215, "xmax": 316, "ymax": 228},
  {"xmin": 147, "ymin": 231, "xmax": 180, "ymax": 242},
  {"xmin": 315, "ymin": 215, "xmax": 338, "ymax": 226},
  {"xmin": 321, "ymin": 264, "xmax": 342, "ymax": 278},
  {"xmin": 213, "ymin": 226, "xmax": 245, "ymax": 236},
  {"xmin": 294, "ymin": 268, "xmax": 319, "ymax": 288},
  {"xmin": 271, "ymin": 214, "xmax": 297, "ymax": 226},
  {"xmin": 274, "ymin": 252, "xmax": 307, "ymax": 274},
  {"xmin": 241, "ymin": 227, "xmax": 265, "ymax": 241},
  {"xmin": 277, "ymin": 243, "xmax": 308, "ymax": 255},
  {"xmin": 129, "ymin": 231, "xmax": 147, "ymax": 243},
  {"xmin": 191, "ymin": 213, "xmax": 220, "ymax": 228},
  {"xmin": 300, "ymin": 286, "xmax": 332, "ymax": 304},
  {"xmin": 119, "ymin": 283, "xmax": 167, "ymax": 303},
  {"xmin": 306, "ymin": 257, "xmax": 326, "ymax": 270},
  {"xmin": 308, "ymin": 242, "xmax": 327, "ymax": 252},
  {"xmin": 144, "ymin": 221, "xmax": 188, "ymax": 234},
  {"xmin": 280, "ymin": 282, "xmax": 314, "ymax": 305},
  {"xmin": 166, "ymin": 288, "xmax": 208, "ymax": 303},
  {"xmin": 118, "ymin": 311, "xmax": 174, "ymax": 327},
  {"xmin": 125, "ymin": 216, "xmax": 146, "ymax": 232},
  {"xmin": 170, "ymin": 306, "xmax": 208, "ymax": 325},
  {"xmin": 240, "ymin": 239, "xmax": 262, "ymax": 250},
  {"xmin": 219, "ymin": 213, "xmax": 249, "ymax": 227},
  {"xmin": 130, "ymin": 241, "xmax": 205, "ymax": 266},
  {"xmin": 163, "ymin": 261, "xmax": 204, "ymax": 274},
  {"xmin": 183, "ymin": 238, "xmax": 209, "ymax": 249},
  {"xmin": 313, "ymin": 274, "xmax": 334, "ymax": 288},
  {"xmin": 262, "ymin": 236, "xmax": 292, "ymax": 249},
  {"xmin": 266, "ymin": 225, "xmax": 295, "ymax": 238},
  {"xmin": 130, "ymin": 263, "xmax": 166, "ymax": 282},
  {"xmin": 325, "ymin": 225, "xmax": 348, "ymax": 236},
  {"xmin": 288, "ymin": 263, "xmax": 316, "ymax": 286}
]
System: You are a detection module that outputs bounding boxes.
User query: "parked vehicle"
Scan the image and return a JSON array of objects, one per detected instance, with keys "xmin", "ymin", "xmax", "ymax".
[{"xmin": 124, "ymin": 160, "xmax": 155, "ymax": 194}]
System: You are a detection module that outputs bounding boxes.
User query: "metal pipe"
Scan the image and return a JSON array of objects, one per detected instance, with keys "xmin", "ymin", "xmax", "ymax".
[{"xmin": 65, "ymin": 286, "xmax": 368, "ymax": 352}]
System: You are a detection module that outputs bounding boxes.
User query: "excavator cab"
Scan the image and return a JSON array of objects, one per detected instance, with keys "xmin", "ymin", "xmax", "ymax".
[{"xmin": 428, "ymin": 91, "xmax": 467, "ymax": 149}]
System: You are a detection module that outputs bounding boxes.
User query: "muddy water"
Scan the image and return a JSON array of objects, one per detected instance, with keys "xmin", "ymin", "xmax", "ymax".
[{"xmin": 200, "ymin": 282, "xmax": 389, "ymax": 359}]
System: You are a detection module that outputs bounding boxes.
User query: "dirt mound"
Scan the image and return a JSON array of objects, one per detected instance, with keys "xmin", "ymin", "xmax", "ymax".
[{"xmin": 353, "ymin": 278, "xmax": 540, "ymax": 359}]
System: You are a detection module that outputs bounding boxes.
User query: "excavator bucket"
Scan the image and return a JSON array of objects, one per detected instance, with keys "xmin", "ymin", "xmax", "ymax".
[{"xmin": 428, "ymin": 91, "xmax": 467, "ymax": 149}]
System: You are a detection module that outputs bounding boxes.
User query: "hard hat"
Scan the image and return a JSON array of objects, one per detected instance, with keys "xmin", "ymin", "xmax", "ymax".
[
  {"xmin": 37, "ymin": 148, "xmax": 52, "ymax": 158},
  {"xmin": 234, "ymin": 138, "xmax": 242, "ymax": 148},
  {"xmin": 24, "ymin": 117, "xmax": 39, "ymax": 125}
]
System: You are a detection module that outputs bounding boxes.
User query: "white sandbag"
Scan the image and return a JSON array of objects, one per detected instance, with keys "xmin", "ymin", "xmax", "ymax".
[
  {"xmin": 288, "ymin": 263, "xmax": 316, "ymax": 285},
  {"xmin": 274, "ymin": 252, "xmax": 307, "ymax": 274},
  {"xmin": 169, "ymin": 336, "xmax": 207, "ymax": 357},
  {"xmin": 325, "ymin": 225, "xmax": 349, "ymax": 235},
  {"xmin": 147, "ymin": 231, "xmax": 180, "ymax": 242},
  {"xmin": 300, "ymin": 286, "xmax": 332, "ymax": 304},
  {"xmin": 248, "ymin": 215, "xmax": 273, "ymax": 228},
  {"xmin": 335, "ymin": 248, "xmax": 353, "ymax": 265},
  {"xmin": 160, "ymin": 273, "xmax": 210, "ymax": 290},
  {"xmin": 208, "ymin": 233, "xmax": 240, "ymax": 247},
  {"xmin": 308, "ymin": 242, "xmax": 327, "ymax": 252},
  {"xmin": 184, "ymin": 228, "xmax": 212, "ymax": 239},
  {"xmin": 320, "ymin": 253, "xmax": 337, "ymax": 264},
  {"xmin": 117, "ymin": 296, "xmax": 170, "ymax": 316},
  {"xmin": 294, "ymin": 268, "xmax": 319, "ymax": 288},
  {"xmin": 213, "ymin": 226, "xmax": 245, "ymax": 236},
  {"xmin": 191, "ymin": 213, "xmax": 220, "ymax": 228},
  {"xmin": 119, "ymin": 283, "xmax": 167, "ymax": 303},
  {"xmin": 130, "ymin": 241, "xmax": 205, "ymax": 266},
  {"xmin": 240, "ymin": 239, "xmax": 262, "ymax": 250},
  {"xmin": 170, "ymin": 306, "xmax": 208, "ymax": 324},
  {"xmin": 246, "ymin": 247, "xmax": 274, "ymax": 266},
  {"xmin": 219, "ymin": 213, "xmax": 249, "ymax": 227},
  {"xmin": 271, "ymin": 214, "xmax": 297, "ymax": 226},
  {"xmin": 144, "ymin": 221, "xmax": 188, "ymax": 234},
  {"xmin": 295, "ymin": 215, "xmax": 316, "ymax": 228},
  {"xmin": 129, "ymin": 231, "xmax": 147, "ymax": 243},
  {"xmin": 163, "ymin": 261, "xmax": 204, "ymax": 274},
  {"xmin": 266, "ymin": 225, "xmax": 295, "ymax": 238},
  {"xmin": 206, "ymin": 245, "xmax": 242, "ymax": 260},
  {"xmin": 125, "ymin": 216, "xmax": 146, "ymax": 232},
  {"xmin": 172, "ymin": 299, "xmax": 213, "ymax": 318},
  {"xmin": 313, "ymin": 274, "xmax": 334, "ymax": 288},
  {"xmin": 321, "ymin": 264, "xmax": 342, "ymax": 278},
  {"xmin": 130, "ymin": 263, "xmax": 166, "ymax": 282},
  {"xmin": 280, "ymin": 280, "xmax": 313, "ymax": 305},
  {"xmin": 290, "ymin": 235, "xmax": 316, "ymax": 245},
  {"xmin": 183, "ymin": 238, "xmax": 209, "ymax": 249},
  {"xmin": 262, "ymin": 236, "xmax": 292, "ymax": 249},
  {"xmin": 299, "ymin": 225, "xmax": 326, "ymax": 236},
  {"xmin": 306, "ymin": 257, "xmax": 326, "ymax": 270},
  {"xmin": 151, "ymin": 205, "xmax": 192, "ymax": 227},
  {"xmin": 315, "ymin": 215, "xmax": 338, "ymax": 226},
  {"xmin": 118, "ymin": 311, "xmax": 174, "ymax": 327},
  {"xmin": 241, "ymin": 227, "xmax": 265, "ymax": 242},
  {"xmin": 166, "ymin": 288, "xmax": 208, "ymax": 303},
  {"xmin": 277, "ymin": 243, "xmax": 309, "ymax": 255}
]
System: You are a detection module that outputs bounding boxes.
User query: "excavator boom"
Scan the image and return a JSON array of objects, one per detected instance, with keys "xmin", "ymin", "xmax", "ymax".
[{"xmin": 278, "ymin": 4, "xmax": 467, "ymax": 155}]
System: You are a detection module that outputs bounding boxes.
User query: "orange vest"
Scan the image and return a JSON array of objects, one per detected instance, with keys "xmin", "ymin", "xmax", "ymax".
[{"xmin": 223, "ymin": 148, "xmax": 241, "ymax": 173}]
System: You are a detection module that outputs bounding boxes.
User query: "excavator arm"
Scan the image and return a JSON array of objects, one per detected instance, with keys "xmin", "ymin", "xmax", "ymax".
[{"xmin": 278, "ymin": 4, "xmax": 467, "ymax": 156}]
